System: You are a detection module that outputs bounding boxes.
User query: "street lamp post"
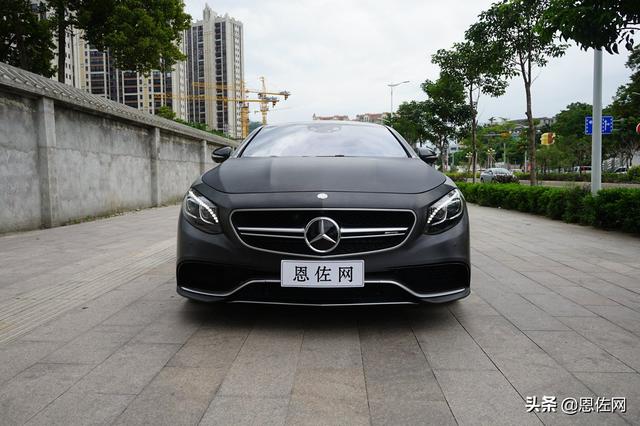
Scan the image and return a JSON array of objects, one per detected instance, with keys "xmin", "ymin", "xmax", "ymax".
[
  {"xmin": 487, "ymin": 148, "xmax": 496, "ymax": 168},
  {"xmin": 388, "ymin": 80, "xmax": 410, "ymax": 113},
  {"xmin": 591, "ymin": 49, "xmax": 603, "ymax": 195}
]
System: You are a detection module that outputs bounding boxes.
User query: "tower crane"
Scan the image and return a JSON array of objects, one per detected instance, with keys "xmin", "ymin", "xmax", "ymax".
[
  {"xmin": 187, "ymin": 77, "xmax": 290, "ymax": 137},
  {"xmin": 246, "ymin": 77, "xmax": 290, "ymax": 126}
]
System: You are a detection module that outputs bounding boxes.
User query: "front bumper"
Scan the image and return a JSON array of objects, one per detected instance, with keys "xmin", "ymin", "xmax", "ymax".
[{"xmin": 176, "ymin": 199, "xmax": 470, "ymax": 305}]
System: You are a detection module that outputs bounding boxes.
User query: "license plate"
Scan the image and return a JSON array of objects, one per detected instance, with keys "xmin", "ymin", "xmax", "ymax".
[{"xmin": 281, "ymin": 260, "xmax": 364, "ymax": 288}]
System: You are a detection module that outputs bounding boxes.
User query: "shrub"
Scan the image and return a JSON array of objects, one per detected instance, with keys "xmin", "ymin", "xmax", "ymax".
[
  {"xmin": 513, "ymin": 171, "xmax": 640, "ymax": 183},
  {"xmin": 591, "ymin": 188, "xmax": 640, "ymax": 233},
  {"xmin": 445, "ymin": 172, "xmax": 469, "ymax": 182},
  {"xmin": 456, "ymin": 183, "xmax": 640, "ymax": 234},
  {"xmin": 561, "ymin": 186, "xmax": 590, "ymax": 223},
  {"xmin": 492, "ymin": 174, "xmax": 519, "ymax": 184},
  {"xmin": 543, "ymin": 188, "xmax": 569, "ymax": 220},
  {"xmin": 445, "ymin": 172, "xmax": 482, "ymax": 182}
]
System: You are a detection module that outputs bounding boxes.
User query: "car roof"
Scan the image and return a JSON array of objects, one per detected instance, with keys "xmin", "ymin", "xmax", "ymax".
[{"xmin": 261, "ymin": 120, "xmax": 386, "ymax": 129}]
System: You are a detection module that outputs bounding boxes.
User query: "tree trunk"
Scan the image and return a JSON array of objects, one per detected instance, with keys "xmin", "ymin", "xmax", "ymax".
[
  {"xmin": 442, "ymin": 141, "xmax": 449, "ymax": 172},
  {"xmin": 524, "ymin": 81, "xmax": 536, "ymax": 185},
  {"xmin": 15, "ymin": 21, "xmax": 28, "ymax": 71},
  {"xmin": 469, "ymin": 87, "xmax": 477, "ymax": 183},
  {"xmin": 437, "ymin": 139, "xmax": 445, "ymax": 171},
  {"xmin": 56, "ymin": 1, "xmax": 66, "ymax": 84}
]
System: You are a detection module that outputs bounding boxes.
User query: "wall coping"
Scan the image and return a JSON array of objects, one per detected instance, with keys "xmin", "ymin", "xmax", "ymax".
[{"xmin": 0, "ymin": 61, "xmax": 237, "ymax": 147}]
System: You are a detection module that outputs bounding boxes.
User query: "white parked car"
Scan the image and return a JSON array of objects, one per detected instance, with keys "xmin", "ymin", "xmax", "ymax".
[{"xmin": 480, "ymin": 168, "xmax": 518, "ymax": 183}]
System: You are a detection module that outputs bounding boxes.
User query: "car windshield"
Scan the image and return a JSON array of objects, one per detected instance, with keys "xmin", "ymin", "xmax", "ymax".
[
  {"xmin": 494, "ymin": 168, "xmax": 510, "ymax": 174},
  {"xmin": 240, "ymin": 123, "xmax": 409, "ymax": 158}
]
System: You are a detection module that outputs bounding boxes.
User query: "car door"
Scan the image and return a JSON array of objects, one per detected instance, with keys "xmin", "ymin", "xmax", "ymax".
[{"xmin": 485, "ymin": 169, "xmax": 494, "ymax": 182}]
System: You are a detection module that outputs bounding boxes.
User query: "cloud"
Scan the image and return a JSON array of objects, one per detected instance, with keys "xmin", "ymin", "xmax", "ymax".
[{"xmin": 185, "ymin": 0, "xmax": 633, "ymax": 124}]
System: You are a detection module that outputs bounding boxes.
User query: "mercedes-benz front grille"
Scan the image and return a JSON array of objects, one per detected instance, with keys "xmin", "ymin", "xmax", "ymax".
[{"xmin": 230, "ymin": 209, "xmax": 416, "ymax": 257}]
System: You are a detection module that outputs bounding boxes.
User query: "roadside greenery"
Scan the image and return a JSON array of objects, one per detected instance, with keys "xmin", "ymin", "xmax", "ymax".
[
  {"xmin": 0, "ymin": 0, "xmax": 191, "ymax": 83},
  {"xmin": 466, "ymin": 0, "xmax": 568, "ymax": 185},
  {"xmin": 387, "ymin": 0, "xmax": 640, "ymax": 177},
  {"xmin": 0, "ymin": 0, "xmax": 56, "ymax": 77},
  {"xmin": 514, "ymin": 168, "xmax": 640, "ymax": 183},
  {"xmin": 432, "ymin": 40, "xmax": 509, "ymax": 182},
  {"xmin": 608, "ymin": 49, "xmax": 640, "ymax": 166},
  {"xmin": 421, "ymin": 75, "xmax": 472, "ymax": 169},
  {"xmin": 384, "ymin": 101, "xmax": 430, "ymax": 147},
  {"xmin": 458, "ymin": 182, "xmax": 640, "ymax": 233},
  {"xmin": 385, "ymin": 75, "xmax": 472, "ymax": 168},
  {"xmin": 446, "ymin": 166, "xmax": 640, "ymax": 183},
  {"xmin": 542, "ymin": 0, "xmax": 640, "ymax": 53},
  {"xmin": 156, "ymin": 105, "xmax": 232, "ymax": 140},
  {"xmin": 75, "ymin": 0, "xmax": 191, "ymax": 74}
]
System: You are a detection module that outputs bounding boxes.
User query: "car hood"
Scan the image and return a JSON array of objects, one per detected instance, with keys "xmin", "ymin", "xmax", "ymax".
[{"xmin": 202, "ymin": 157, "xmax": 446, "ymax": 194}]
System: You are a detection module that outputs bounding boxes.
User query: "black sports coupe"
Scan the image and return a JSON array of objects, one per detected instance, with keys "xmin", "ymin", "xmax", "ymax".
[{"xmin": 177, "ymin": 121, "xmax": 470, "ymax": 305}]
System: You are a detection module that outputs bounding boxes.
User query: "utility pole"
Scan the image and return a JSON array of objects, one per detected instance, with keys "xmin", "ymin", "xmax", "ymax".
[
  {"xmin": 504, "ymin": 140, "xmax": 507, "ymax": 167},
  {"xmin": 388, "ymin": 80, "xmax": 409, "ymax": 113},
  {"xmin": 591, "ymin": 49, "xmax": 603, "ymax": 195}
]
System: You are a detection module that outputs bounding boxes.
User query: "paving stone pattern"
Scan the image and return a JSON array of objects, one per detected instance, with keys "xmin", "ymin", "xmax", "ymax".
[{"xmin": 0, "ymin": 205, "xmax": 639, "ymax": 425}]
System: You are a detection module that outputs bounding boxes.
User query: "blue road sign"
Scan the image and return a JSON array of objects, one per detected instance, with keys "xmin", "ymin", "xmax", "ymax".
[{"xmin": 585, "ymin": 116, "xmax": 613, "ymax": 135}]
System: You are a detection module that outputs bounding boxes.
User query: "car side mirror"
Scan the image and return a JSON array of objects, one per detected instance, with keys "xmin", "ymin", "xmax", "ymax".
[
  {"xmin": 211, "ymin": 146, "xmax": 233, "ymax": 163},
  {"xmin": 416, "ymin": 147, "xmax": 438, "ymax": 165}
]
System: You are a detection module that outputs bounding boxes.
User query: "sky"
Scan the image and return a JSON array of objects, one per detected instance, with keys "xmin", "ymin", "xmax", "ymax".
[{"xmin": 185, "ymin": 0, "xmax": 633, "ymax": 125}]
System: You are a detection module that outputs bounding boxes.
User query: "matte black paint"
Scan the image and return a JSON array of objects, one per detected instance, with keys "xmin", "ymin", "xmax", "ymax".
[
  {"xmin": 177, "ymin": 123, "xmax": 470, "ymax": 305},
  {"xmin": 202, "ymin": 157, "xmax": 446, "ymax": 194}
]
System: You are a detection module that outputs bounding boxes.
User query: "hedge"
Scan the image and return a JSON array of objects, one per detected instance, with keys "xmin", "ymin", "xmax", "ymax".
[
  {"xmin": 446, "ymin": 172, "xmax": 476, "ymax": 182},
  {"xmin": 446, "ymin": 166, "xmax": 640, "ymax": 183},
  {"xmin": 514, "ymin": 166, "xmax": 640, "ymax": 183},
  {"xmin": 457, "ymin": 183, "xmax": 640, "ymax": 234}
]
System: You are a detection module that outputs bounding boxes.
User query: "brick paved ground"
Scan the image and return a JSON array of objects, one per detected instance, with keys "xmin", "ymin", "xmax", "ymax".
[{"xmin": 0, "ymin": 205, "xmax": 638, "ymax": 425}]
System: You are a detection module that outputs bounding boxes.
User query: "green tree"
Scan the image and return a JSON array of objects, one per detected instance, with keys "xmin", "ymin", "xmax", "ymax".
[
  {"xmin": 468, "ymin": 0, "xmax": 567, "ymax": 184},
  {"xmin": 46, "ymin": 0, "xmax": 80, "ymax": 83},
  {"xmin": 608, "ymin": 47, "xmax": 640, "ymax": 166},
  {"xmin": 47, "ymin": 0, "xmax": 191, "ymax": 83},
  {"xmin": 169, "ymin": 117, "xmax": 232, "ymax": 140},
  {"xmin": 543, "ymin": 0, "xmax": 640, "ymax": 53},
  {"xmin": 0, "ymin": 0, "xmax": 55, "ymax": 76},
  {"xmin": 422, "ymin": 74, "xmax": 472, "ymax": 170},
  {"xmin": 248, "ymin": 121, "xmax": 262, "ymax": 133},
  {"xmin": 385, "ymin": 101, "xmax": 429, "ymax": 147},
  {"xmin": 551, "ymin": 102, "xmax": 593, "ymax": 169},
  {"xmin": 78, "ymin": 0, "xmax": 191, "ymax": 73},
  {"xmin": 475, "ymin": 121, "xmax": 522, "ymax": 168},
  {"xmin": 155, "ymin": 105, "xmax": 176, "ymax": 120},
  {"xmin": 432, "ymin": 40, "xmax": 509, "ymax": 182}
]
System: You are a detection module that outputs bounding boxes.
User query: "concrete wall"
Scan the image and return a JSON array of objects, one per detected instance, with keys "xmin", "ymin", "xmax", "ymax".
[
  {"xmin": 0, "ymin": 92, "xmax": 41, "ymax": 231},
  {"xmin": 0, "ymin": 62, "xmax": 236, "ymax": 233}
]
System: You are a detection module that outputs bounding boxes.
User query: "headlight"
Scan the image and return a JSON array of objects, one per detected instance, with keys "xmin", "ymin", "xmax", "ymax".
[
  {"xmin": 182, "ymin": 189, "xmax": 221, "ymax": 233},
  {"xmin": 425, "ymin": 188, "xmax": 464, "ymax": 234}
]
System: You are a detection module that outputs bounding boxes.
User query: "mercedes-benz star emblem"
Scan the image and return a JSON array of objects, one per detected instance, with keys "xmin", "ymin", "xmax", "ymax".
[
  {"xmin": 304, "ymin": 217, "xmax": 341, "ymax": 253},
  {"xmin": 317, "ymin": 193, "xmax": 328, "ymax": 200}
]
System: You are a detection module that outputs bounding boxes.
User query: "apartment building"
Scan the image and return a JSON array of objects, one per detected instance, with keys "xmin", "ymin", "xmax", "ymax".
[
  {"xmin": 28, "ymin": 2, "xmax": 243, "ymax": 136},
  {"xmin": 78, "ymin": 43, "xmax": 188, "ymax": 120},
  {"xmin": 30, "ymin": 1, "xmax": 82, "ymax": 88},
  {"xmin": 185, "ymin": 5, "xmax": 244, "ymax": 138}
]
